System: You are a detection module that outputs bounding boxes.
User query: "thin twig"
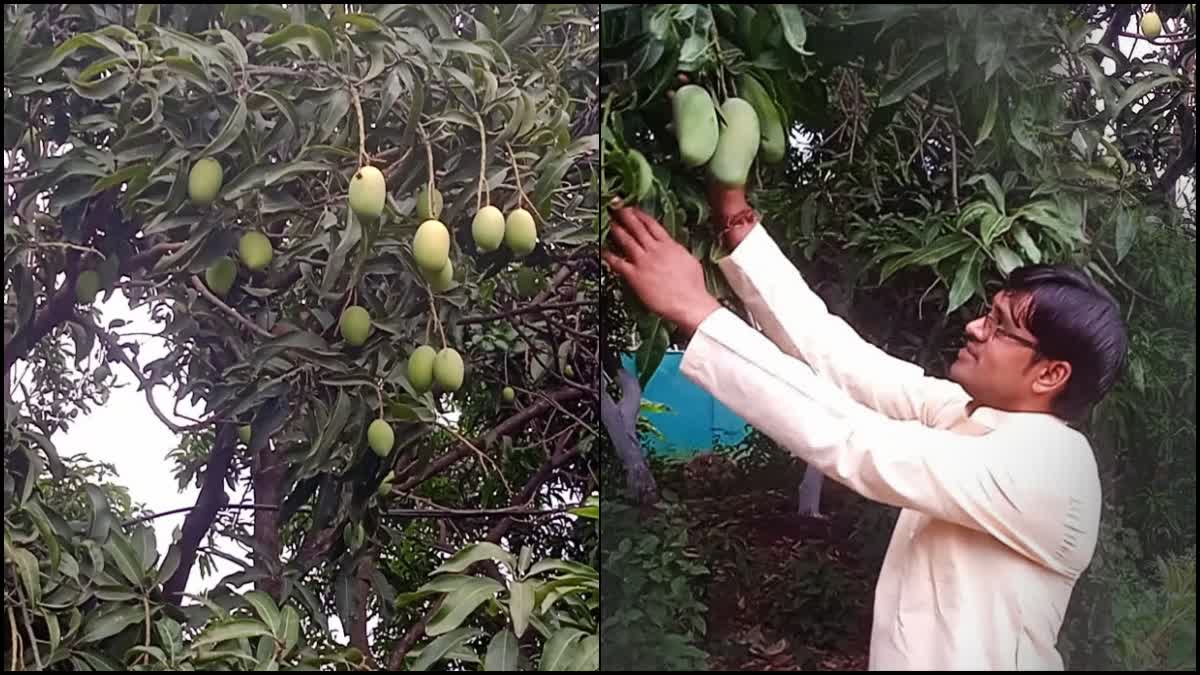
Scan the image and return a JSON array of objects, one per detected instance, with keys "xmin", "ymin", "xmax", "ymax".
[
  {"xmin": 475, "ymin": 112, "xmax": 488, "ymax": 211},
  {"xmin": 458, "ymin": 300, "xmax": 596, "ymax": 325},
  {"xmin": 351, "ymin": 85, "xmax": 368, "ymax": 166},
  {"xmin": 190, "ymin": 276, "xmax": 274, "ymax": 339}
]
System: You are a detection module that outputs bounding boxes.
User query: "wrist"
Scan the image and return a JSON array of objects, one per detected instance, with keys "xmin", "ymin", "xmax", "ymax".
[{"xmin": 675, "ymin": 296, "xmax": 722, "ymax": 339}]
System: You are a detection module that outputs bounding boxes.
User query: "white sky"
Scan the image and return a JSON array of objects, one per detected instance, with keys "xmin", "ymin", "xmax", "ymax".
[{"xmin": 4, "ymin": 7, "xmax": 1190, "ymax": 646}]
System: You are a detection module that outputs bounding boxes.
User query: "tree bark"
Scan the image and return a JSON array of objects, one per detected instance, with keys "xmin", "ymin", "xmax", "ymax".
[
  {"xmin": 162, "ymin": 423, "xmax": 237, "ymax": 605},
  {"xmin": 599, "ymin": 369, "xmax": 658, "ymax": 506},
  {"xmin": 252, "ymin": 441, "xmax": 286, "ymax": 601}
]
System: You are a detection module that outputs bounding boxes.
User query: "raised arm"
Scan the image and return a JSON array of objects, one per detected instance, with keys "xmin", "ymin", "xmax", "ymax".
[
  {"xmin": 679, "ymin": 307, "xmax": 1101, "ymax": 578},
  {"xmin": 712, "ymin": 191, "xmax": 967, "ymax": 425}
]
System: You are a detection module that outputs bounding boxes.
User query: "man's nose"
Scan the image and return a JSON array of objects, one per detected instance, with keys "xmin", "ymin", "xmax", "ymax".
[{"xmin": 964, "ymin": 317, "xmax": 987, "ymax": 343}]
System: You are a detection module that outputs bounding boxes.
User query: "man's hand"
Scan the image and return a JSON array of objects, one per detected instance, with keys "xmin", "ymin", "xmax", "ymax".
[{"xmin": 603, "ymin": 199, "xmax": 722, "ymax": 337}]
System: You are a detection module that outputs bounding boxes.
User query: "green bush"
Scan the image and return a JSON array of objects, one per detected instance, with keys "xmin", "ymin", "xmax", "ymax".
[{"xmin": 601, "ymin": 500, "xmax": 711, "ymax": 670}]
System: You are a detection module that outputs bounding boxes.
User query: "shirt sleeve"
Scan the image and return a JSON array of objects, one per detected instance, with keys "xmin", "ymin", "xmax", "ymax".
[
  {"xmin": 679, "ymin": 307, "xmax": 1099, "ymax": 578},
  {"xmin": 716, "ymin": 222, "xmax": 969, "ymax": 426}
]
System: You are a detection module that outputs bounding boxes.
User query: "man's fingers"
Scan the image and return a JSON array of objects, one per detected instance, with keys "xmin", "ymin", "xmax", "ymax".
[
  {"xmin": 607, "ymin": 197, "xmax": 655, "ymax": 249},
  {"xmin": 635, "ymin": 209, "xmax": 672, "ymax": 242},
  {"xmin": 608, "ymin": 222, "xmax": 644, "ymax": 260},
  {"xmin": 601, "ymin": 250, "xmax": 633, "ymax": 278}
]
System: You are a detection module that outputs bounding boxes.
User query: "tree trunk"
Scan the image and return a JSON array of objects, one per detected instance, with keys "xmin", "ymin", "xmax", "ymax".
[
  {"xmin": 600, "ymin": 368, "xmax": 658, "ymax": 506},
  {"xmin": 252, "ymin": 441, "xmax": 286, "ymax": 601}
]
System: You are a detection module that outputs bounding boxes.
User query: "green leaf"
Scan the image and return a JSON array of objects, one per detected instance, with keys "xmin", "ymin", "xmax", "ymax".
[
  {"xmin": 85, "ymin": 484, "xmax": 113, "ymax": 542},
  {"xmin": 432, "ymin": 542, "xmax": 517, "ymax": 575},
  {"xmin": 1010, "ymin": 100, "xmax": 1040, "ymax": 158},
  {"xmin": 192, "ymin": 618, "xmax": 273, "ymax": 648},
  {"xmin": 879, "ymin": 51, "xmax": 945, "ymax": 107},
  {"xmin": 280, "ymin": 606, "xmax": 300, "ymax": 655},
  {"xmin": 197, "ymin": 98, "xmax": 247, "ymax": 158},
  {"xmin": 244, "ymin": 591, "xmax": 282, "ymax": 637},
  {"xmin": 540, "ymin": 628, "xmax": 586, "ymax": 671},
  {"xmin": 1115, "ymin": 208, "xmax": 1138, "ymax": 264},
  {"xmin": 411, "ymin": 628, "xmax": 484, "ymax": 671},
  {"xmin": 881, "ymin": 235, "xmax": 974, "ymax": 283},
  {"xmin": 1111, "ymin": 76, "xmax": 1179, "ymax": 120},
  {"xmin": 104, "ymin": 531, "xmax": 147, "ymax": 589},
  {"xmin": 508, "ymin": 580, "xmax": 535, "ymax": 639},
  {"xmin": 11, "ymin": 546, "xmax": 41, "ymax": 604},
  {"xmin": 773, "ymin": 4, "xmax": 810, "ymax": 56},
  {"xmin": 261, "ymin": 23, "xmax": 334, "ymax": 60},
  {"xmin": 485, "ymin": 629, "xmax": 519, "ymax": 671},
  {"xmin": 5, "ymin": 12, "xmax": 32, "ymax": 66},
  {"xmin": 224, "ymin": 160, "xmax": 329, "ymax": 200},
  {"xmin": 635, "ymin": 323, "xmax": 669, "ymax": 389},
  {"xmin": 438, "ymin": 39, "xmax": 495, "ymax": 63},
  {"xmin": 338, "ymin": 12, "xmax": 385, "ymax": 32},
  {"xmin": 71, "ymin": 71, "xmax": 131, "ymax": 100},
  {"xmin": 526, "ymin": 559, "xmax": 597, "ymax": 578},
  {"xmin": 424, "ymin": 577, "xmax": 504, "ymax": 636},
  {"xmin": 964, "ymin": 173, "xmax": 1005, "ymax": 214},
  {"xmin": 993, "ymin": 245, "xmax": 1023, "ymax": 276},
  {"xmin": 22, "ymin": 501, "xmax": 60, "ymax": 573},
  {"xmin": 572, "ymin": 634, "xmax": 599, "ymax": 671},
  {"xmin": 980, "ymin": 213, "xmax": 1012, "ymax": 247},
  {"xmin": 1011, "ymin": 224, "xmax": 1041, "ymax": 264},
  {"xmin": 160, "ymin": 56, "xmax": 211, "ymax": 92},
  {"xmin": 79, "ymin": 605, "xmax": 144, "ymax": 644}
]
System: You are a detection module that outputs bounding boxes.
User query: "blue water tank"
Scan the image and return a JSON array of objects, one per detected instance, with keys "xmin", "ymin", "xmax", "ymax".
[{"xmin": 620, "ymin": 351, "xmax": 750, "ymax": 456}]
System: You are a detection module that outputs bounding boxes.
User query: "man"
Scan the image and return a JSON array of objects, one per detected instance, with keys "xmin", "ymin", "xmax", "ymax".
[{"xmin": 602, "ymin": 184, "xmax": 1128, "ymax": 670}]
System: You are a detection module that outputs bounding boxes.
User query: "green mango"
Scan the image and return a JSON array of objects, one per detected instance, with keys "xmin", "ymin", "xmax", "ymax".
[
  {"xmin": 738, "ymin": 74, "xmax": 787, "ymax": 164},
  {"xmin": 708, "ymin": 98, "xmax": 760, "ymax": 187},
  {"xmin": 672, "ymin": 85, "xmax": 719, "ymax": 168}
]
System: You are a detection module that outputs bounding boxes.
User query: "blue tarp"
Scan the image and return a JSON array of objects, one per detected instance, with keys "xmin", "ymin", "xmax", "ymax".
[{"xmin": 620, "ymin": 351, "xmax": 750, "ymax": 456}]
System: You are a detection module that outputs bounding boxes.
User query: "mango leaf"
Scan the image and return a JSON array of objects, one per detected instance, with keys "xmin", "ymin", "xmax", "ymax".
[
  {"xmin": 244, "ymin": 591, "xmax": 282, "ymax": 637},
  {"xmin": 508, "ymin": 580, "xmax": 535, "ymax": 638},
  {"xmin": 1111, "ymin": 76, "xmax": 1179, "ymax": 120},
  {"xmin": 197, "ymin": 98, "xmax": 247, "ymax": 158},
  {"xmin": 964, "ymin": 173, "xmax": 1005, "ymax": 214},
  {"xmin": 10, "ymin": 546, "xmax": 41, "ymax": 604},
  {"xmin": 1115, "ymin": 208, "xmax": 1138, "ymax": 264},
  {"xmin": 424, "ymin": 577, "xmax": 504, "ymax": 636},
  {"xmin": 572, "ymin": 635, "xmax": 600, "ymax": 671},
  {"xmin": 192, "ymin": 619, "xmax": 273, "ymax": 648},
  {"xmin": 411, "ymin": 628, "xmax": 484, "ymax": 671},
  {"xmin": 772, "ymin": 4, "xmax": 811, "ymax": 56},
  {"xmin": 1011, "ymin": 224, "xmax": 1042, "ymax": 264},
  {"xmin": 485, "ymin": 629, "xmax": 519, "ymax": 671},
  {"xmin": 879, "ymin": 50, "xmax": 945, "ymax": 107},
  {"xmin": 432, "ymin": 542, "xmax": 517, "ymax": 575},
  {"xmin": 976, "ymin": 81, "xmax": 999, "ymax": 145},
  {"xmin": 79, "ymin": 605, "xmax": 145, "ymax": 644},
  {"xmin": 539, "ymin": 628, "xmax": 586, "ymax": 671},
  {"xmin": 261, "ymin": 23, "xmax": 334, "ymax": 60},
  {"xmin": 993, "ymin": 245, "xmax": 1023, "ymax": 276}
]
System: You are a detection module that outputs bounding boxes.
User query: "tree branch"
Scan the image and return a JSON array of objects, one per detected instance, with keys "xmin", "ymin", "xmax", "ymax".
[
  {"xmin": 386, "ymin": 439, "xmax": 583, "ymax": 670},
  {"xmin": 162, "ymin": 423, "xmax": 237, "ymax": 606},
  {"xmin": 92, "ymin": 321, "xmax": 185, "ymax": 433}
]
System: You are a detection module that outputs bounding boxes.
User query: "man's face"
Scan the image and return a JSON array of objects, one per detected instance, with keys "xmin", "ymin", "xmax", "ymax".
[{"xmin": 948, "ymin": 291, "xmax": 1044, "ymax": 409}]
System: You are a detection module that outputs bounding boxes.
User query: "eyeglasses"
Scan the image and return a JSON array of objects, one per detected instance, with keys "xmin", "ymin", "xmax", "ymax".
[{"xmin": 979, "ymin": 311, "xmax": 1039, "ymax": 351}]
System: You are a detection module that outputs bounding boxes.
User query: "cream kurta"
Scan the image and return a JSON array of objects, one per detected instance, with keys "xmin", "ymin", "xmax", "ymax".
[{"xmin": 678, "ymin": 223, "xmax": 1101, "ymax": 670}]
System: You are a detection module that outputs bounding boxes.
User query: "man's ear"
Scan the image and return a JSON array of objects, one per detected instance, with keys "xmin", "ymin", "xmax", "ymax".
[{"xmin": 1033, "ymin": 358, "xmax": 1071, "ymax": 397}]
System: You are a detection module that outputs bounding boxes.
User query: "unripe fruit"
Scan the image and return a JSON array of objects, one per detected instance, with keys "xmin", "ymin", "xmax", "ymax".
[
  {"xmin": 564, "ymin": 364, "xmax": 575, "ymax": 378},
  {"xmin": 505, "ymin": 209, "xmax": 537, "ymax": 257},
  {"xmin": 239, "ymin": 425, "xmax": 252, "ymax": 444},
  {"xmin": 434, "ymin": 348, "xmax": 465, "ymax": 392},
  {"xmin": 377, "ymin": 471, "xmax": 394, "ymax": 498},
  {"xmin": 367, "ymin": 418, "xmax": 394, "ymax": 458},
  {"xmin": 413, "ymin": 220, "xmax": 451, "ymax": 273},
  {"xmin": 672, "ymin": 85, "xmax": 720, "ymax": 167},
  {"xmin": 1141, "ymin": 12, "xmax": 1162, "ymax": 38},
  {"xmin": 416, "ymin": 186, "xmax": 443, "ymax": 220},
  {"xmin": 75, "ymin": 270, "xmax": 100, "ymax": 305},
  {"xmin": 408, "ymin": 345, "xmax": 437, "ymax": 392},
  {"xmin": 339, "ymin": 305, "xmax": 371, "ymax": 346},
  {"xmin": 349, "ymin": 166, "xmax": 386, "ymax": 222},
  {"xmin": 709, "ymin": 98, "xmax": 761, "ymax": 187},
  {"xmin": 422, "ymin": 257, "xmax": 454, "ymax": 292},
  {"xmin": 472, "ymin": 205, "xmax": 506, "ymax": 252},
  {"xmin": 205, "ymin": 257, "xmax": 238, "ymax": 297},
  {"xmin": 238, "ymin": 231, "xmax": 273, "ymax": 271},
  {"xmin": 502, "ymin": 386, "xmax": 515, "ymax": 402},
  {"xmin": 188, "ymin": 158, "xmax": 223, "ymax": 206}
]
